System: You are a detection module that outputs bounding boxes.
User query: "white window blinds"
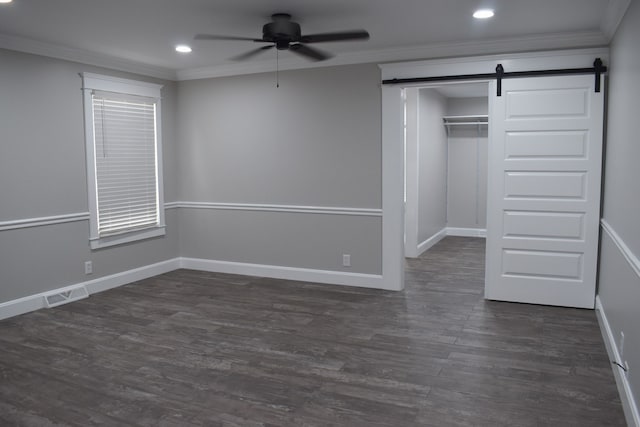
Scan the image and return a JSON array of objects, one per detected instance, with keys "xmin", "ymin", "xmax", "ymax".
[{"xmin": 92, "ymin": 91, "xmax": 159, "ymax": 236}]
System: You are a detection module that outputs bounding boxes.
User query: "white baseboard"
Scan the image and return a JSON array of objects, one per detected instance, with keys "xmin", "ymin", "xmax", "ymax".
[
  {"xmin": 596, "ymin": 295, "xmax": 640, "ymax": 427},
  {"xmin": 0, "ymin": 256, "xmax": 387, "ymax": 321},
  {"xmin": 83, "ymin": 259, "xmax": 180, "ymax": 294},
  {"xmin": 0, "ymin": 258, "xmax": 180, "ymax": 321},
  {"xmin": 417, "ymin": 228, "xmax": 447, "ymax": 257},
  {"xmin": 180, "ymin": 257, "xmax": 387, "ymax": 290},
  {"xmin": 446, "ymin": 227, "xmax": 487, "ymax": 238},
  {"xmin": 0, "ymin": 293, "xmax": 49, "ymax": 321},
  {"xmin": 406, "ymin": 227, "xmax": 484, "ymax": 258}
]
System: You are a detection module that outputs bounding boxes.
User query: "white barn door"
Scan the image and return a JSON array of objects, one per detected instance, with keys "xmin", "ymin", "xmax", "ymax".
[{"xmin": 485, "ymin": 74, "xmax": 604, "ymax": 308}]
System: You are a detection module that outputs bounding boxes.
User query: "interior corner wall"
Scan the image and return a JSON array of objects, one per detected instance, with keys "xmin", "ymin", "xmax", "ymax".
[
  {"xmin": 446, "ymin": 97, "xmax": 488, "ymax": 230},
  {"xmin": 597, "ymin": 0, "xmax": 640, "ymax": 421},
  {"xmin": 416, "ymin": 88, "xmax": 448, "ymax": 245},
  {"xmin": 0, "ymin": 48, "xmax": 179, "ymax": 304},
  {"xmin": 176, "ymin": 64, "xmax": 382, "ymax": 275},
  {"xmin": 445, "ymin": 97, "xmax": 488, "ymax": 117}
]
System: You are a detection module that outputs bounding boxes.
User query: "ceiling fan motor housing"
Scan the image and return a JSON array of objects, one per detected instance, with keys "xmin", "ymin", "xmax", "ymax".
[{"xmin": 263, "ymin": 13, "xmax": 301, "ymax": 49}]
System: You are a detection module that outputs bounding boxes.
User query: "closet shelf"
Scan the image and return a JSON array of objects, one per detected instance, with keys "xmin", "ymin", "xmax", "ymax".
[{"xmin": 443, "ymin": 115, "xmax": 488, "ymax": 134}]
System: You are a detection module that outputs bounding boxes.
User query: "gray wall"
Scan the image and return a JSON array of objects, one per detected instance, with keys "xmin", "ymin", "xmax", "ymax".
[
  {"xmin": 446, "ymin": 97, "xmax": 488, "ymax": 229},
  {"xmin": 176, "ymin": 64, "xmax": 382, "ymax": 274},
  {"xmin": 446, "ymin": 97, "xmax": 488, "ymax": 117},
  {"xmin": 416, "ymin": 89, "xmax": 448, "ymax": 244},
  {"xmin": 0, "ymin": 49, "xmax": 179, "ymax": 303},
  {"xmin": 0, "ymin": 54, "xmax": 384, "ymax": 304},
  {"xmin": 598, "ymin": 0, "xmax": 640, "ymax": 415}
]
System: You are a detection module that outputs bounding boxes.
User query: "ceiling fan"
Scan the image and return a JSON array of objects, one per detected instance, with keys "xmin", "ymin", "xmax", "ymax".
[{"xmin": 195, "ymin": 13, "xmax": 370, "ymax": 62}]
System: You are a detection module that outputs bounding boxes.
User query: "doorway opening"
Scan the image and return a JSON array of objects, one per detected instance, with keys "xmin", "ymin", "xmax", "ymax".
[{"xmin": 403, "ymin": 82, "xmax": 490, "ymax": 259}]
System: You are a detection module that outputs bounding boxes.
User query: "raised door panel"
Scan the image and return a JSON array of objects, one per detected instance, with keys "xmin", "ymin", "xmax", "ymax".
[{"xmin": 485, "ymin": 74, "xmax": 603, "ymax": 308}]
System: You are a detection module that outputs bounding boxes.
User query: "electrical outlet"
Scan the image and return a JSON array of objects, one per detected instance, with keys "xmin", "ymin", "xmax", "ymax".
[
  {"xmin": 84, "ymin": 261, "xmax": 93, "ymax": 275},
  {"xmin": 620, "ymin": 331, "xmax": 625, "ymax": 357},
  {"xmin": 342, "ymin": 254, "xmax": 351, "ymax": 267}
]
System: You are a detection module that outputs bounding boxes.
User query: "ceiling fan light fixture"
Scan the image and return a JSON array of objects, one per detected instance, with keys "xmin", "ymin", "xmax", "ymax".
[
  {"xmin": 473, "ymin": 9, "xmax": 495, "ymax": 19},
  {"xmin": 195, "ymin": 13, "xmax": 369, "ymax": 63},
  {"xmin": 175, "ymin": 45, "xmax": 192, "ymax": 53}
]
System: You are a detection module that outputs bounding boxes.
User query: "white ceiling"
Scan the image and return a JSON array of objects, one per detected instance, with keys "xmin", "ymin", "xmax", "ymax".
[{"xmin": 0, "ymin": 0, "xmax": 629, "ymax": 80}]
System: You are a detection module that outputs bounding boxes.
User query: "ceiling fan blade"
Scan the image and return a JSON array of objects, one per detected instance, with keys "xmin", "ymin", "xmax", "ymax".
[
  {"xmin": 230, "ymin": 45, "xmax": 274, "ymax": 61},
  {"xmin": 300, "ymin": 30, "xmax": 370, "ymax": 44},
  {"xmin": 195, "ymin": 34, "xmax": 263, "ymax": 42},
  {"xmin": 289, "ymin": 44, "xmax": 332, "ymax": 61}
]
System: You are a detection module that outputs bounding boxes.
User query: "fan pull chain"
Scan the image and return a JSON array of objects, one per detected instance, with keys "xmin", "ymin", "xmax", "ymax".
[{"xmin": 276, "ymin": 49, "xmax": 280, "ymax": 88}]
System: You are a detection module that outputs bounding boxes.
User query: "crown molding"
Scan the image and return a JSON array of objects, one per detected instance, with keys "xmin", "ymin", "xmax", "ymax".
[
  {"xmin": 0, "ymin": 33, "xmax": 176, "ymax": 81},
  {"xmin": 0, "ymin": 28, "xmax": 608, "ymax": 82},
  {"xmin": 175, "ymin": 30, "xmax": 608, "ymax": 81},
  {"xmin": 601, "ymin": 0, "xmax": 632, "ymax": 41}
]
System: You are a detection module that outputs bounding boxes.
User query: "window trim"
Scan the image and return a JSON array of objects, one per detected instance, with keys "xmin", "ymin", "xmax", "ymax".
[{"xmin": 82, "ymin": 73, "xmax": 165, "ymax": 250}]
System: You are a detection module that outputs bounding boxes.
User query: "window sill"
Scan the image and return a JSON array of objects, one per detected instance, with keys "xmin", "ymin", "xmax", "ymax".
[{"xmin": 90, "ymin": 226, "xmax": 166, "ymax": 250}]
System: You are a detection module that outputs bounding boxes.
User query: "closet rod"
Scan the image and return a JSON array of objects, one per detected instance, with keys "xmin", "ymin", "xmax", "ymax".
[
  {"xmin": 443, "ymin": 115, "xmax": 488, "ymax": 119},
  {"xmin": 443, "ymin": 116, "xmax": 487, "ymax": 135},
  {"xmin": 443, "ymin": 122, "xmax": 488, "ymax": 126},
  {"xmin": 443, "ymin": 115, "xmax": 488, "ymax": 127},
  {"xmin": 382, "ymin": 58, "xmax": 607, "ymax": 95}
]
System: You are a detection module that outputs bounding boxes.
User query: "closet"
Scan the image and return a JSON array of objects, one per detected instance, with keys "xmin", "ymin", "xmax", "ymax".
[
  {"xmin": 404, "ymin": 83, "xmax": 488, "ymax": 258},
  {"xmin": 385, "ymin": 50, "xmax": 607, "ymax": 307}
]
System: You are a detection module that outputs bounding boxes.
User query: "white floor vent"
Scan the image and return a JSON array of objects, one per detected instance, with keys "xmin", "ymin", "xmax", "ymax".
[{"xmin": 43, "ymin": 286, "xmax": 89, "ymax": 308}]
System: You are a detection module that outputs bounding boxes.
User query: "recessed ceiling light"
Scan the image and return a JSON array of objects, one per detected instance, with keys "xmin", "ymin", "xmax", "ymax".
[
  {"xmin": 473, "ymin": 9, "xmax": 494, "ymax": 19},
  {"xmin": 0, "ymin": 0, "xmax": 14, "ymax": 4},
  {"xmin": 175, "ymin": 45, "xmax": 192, "ymax": 53}
]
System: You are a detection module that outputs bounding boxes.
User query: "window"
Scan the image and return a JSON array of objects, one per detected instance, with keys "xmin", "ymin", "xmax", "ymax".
[{"xmin": 82, "ymin": 73, "xmax": 165, "ymax": 249}]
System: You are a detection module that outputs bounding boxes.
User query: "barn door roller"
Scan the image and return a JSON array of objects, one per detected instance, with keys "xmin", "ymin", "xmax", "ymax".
[{"xmin": 494, "ymin": 58, "xmax": 606, "ymax": 96}]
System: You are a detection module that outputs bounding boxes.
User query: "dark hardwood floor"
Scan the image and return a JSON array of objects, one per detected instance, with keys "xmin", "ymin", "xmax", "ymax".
[{"xmin": 0, "ymin": 237, "xmax": 626, "ymax": 426}]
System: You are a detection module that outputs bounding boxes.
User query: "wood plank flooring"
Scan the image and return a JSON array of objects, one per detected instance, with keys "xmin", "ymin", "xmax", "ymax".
[{"xmin": 0, "ymin": 237, "xmax": 626, "ymax": 426}]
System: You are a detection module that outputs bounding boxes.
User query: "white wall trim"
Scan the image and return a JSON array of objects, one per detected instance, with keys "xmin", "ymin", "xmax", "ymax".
[
  {"xmin": 0, "ymin": 212, "xmax": 90, "ymax": 232},
  {"xmin": 408, "ymin": 227, "xmax": 485, "ymax": 259},
  {"xmin": 83, "ymin": 259, "xmax": 180, "ymax": 295},
  {"xmin": 0, "ymin": 292, "xmax": 48, "ymax": 321},
  {"xmin": 446, "ymin": 227, "xmax": 487, "ymax": 238},
  {"xmin": 0, "ymin": 203, "xmax": 181, "ymax": 231},
  {"xmin": 596, "ymin": 296, "xmax": 640, "ymax": 427},
  {"xmin": 0, "ymin": 257, "xmax": 388, "ymax": 321},
  {"xmin": 417, "ymin": 229, "xmax": 448, "ymax": 257},
  {"xmin": 82, "ymin": 72, "xmax": 163, "ymax": 95},
  {"xmin": 169, "ymin": 201, "xmax": 382, "ymax": 217},
  {"xmin": 0, "ymin": 259, "xmax": 179, "ymax": 321},
  {"xmin": 0, "ymin": 33, "xmax": 175, "ymax": 81},
  {"xmin": 404, "ymin": 89, "xmax": 419, "ymax": 259},
  {"xmin": 601, "ymin": 219, "xmax": 640, "ymax": 279},
  {"xmin": 180, "ymin": 257, "xmax": 386, "ymax": 290},
  {"xmin": 0, "ymin": 26, "xmax": 608, "ymax": 82},
  {"xmin": 381, "ymin": 84, "xmax": 406, "ymax": 291}
]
